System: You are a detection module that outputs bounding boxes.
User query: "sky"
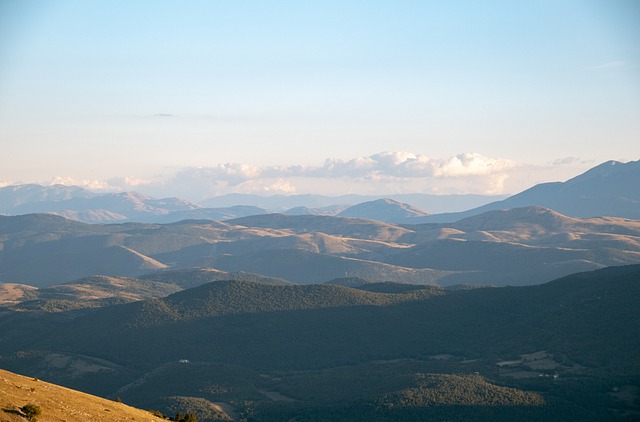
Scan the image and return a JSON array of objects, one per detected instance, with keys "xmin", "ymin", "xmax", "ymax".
[{"xmin": 0, "ymin": 0, "xmax": 638, "ymax": 200}]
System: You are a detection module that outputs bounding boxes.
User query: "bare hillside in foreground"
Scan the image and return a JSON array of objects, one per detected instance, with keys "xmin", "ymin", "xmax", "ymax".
[{"xmin": 0, "ymin": 368, "xmax": 170, "ymax": 422}]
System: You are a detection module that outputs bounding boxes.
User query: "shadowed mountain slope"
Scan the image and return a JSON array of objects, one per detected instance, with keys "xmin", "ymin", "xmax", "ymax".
[
  {"xmin": 110, "ymin": 279, "xmax": 444, "ymax": 327},
  {"xmin": 0, "ymin": 268, "xmax": 295, "ymax": 311},
  {"xmin": 415, "ymin": 159, "xmax": 640, "ymax": 223},
  {"xmin": 199, "ymin": 249, "xmax": 448, "ymax": 285},
  {"xmin": 0, "ymin": 265, "xmax": 638, "ymax": 420},
  {"xmin": 2, "ymin": 206, "xmax": 640, "ymax": 288},
  {"xmin": 140, "ymin": 267, "xmax": 293, "ymax": 288},
  {"xmin": 92, "ymin": 266, "xmax": 640, "ymax": 371}
]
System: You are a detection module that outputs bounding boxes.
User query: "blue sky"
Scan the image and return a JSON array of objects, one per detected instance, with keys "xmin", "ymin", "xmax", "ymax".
[{"xmin": 0, "ymin": 0, "xmax": 638, "ymax": 199}]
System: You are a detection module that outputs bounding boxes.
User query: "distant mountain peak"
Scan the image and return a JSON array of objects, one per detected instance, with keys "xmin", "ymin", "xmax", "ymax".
[
  {"xmin": 415, "ymin": 159, "xmax": 640, "ymax": 222},
  {"xmin": 565, "ymin": 159, "xmax": 639, "ymax": 185},
  {"xmin": 338, "ymin": 198, "xmax": 430, "ymax": 222},
  {"xmin": 118, "ymin": 191, "xmax": 150, "ymax": 200},
  {"xmin": 0, "ymin": 184, "xmax": 205, "ymax": 223}
]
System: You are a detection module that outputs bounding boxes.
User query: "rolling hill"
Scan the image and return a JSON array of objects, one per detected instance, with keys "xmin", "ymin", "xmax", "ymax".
[
  {"xmin": 0, "ymin": 268, "xmax": 295, "ymax": 311},
  {"xmin": 0, "ymin": 265, "xmax": 638, "ymax": 420},
  {"xmin": 99, "ymin": 279, "xmax": 444, "ymax": 328},
  {"xmin": 198, "ymin": 249, "xmax": 448, "ymax": 285},
  {"xmin": 226, "ymin": 213, "xmax": 413, "ymax": 240},
  {"xmin": 2, "ymin": 206, "xmax": 640, "ymax": 288},
  {"xmin": 3, "ymin": 275, "xmax": 181, "ymax": 312},
  {"xmin": 337, "ymin": 198, "xmax": 430, "ymax": 222}
]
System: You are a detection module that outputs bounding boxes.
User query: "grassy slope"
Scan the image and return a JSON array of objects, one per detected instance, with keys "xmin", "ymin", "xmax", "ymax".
[{"xmin": 0, "ymin": 368, "xmax": 168, "ymax": 422}]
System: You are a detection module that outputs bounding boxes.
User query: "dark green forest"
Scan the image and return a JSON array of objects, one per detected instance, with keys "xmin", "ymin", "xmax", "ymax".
[{"xmin": 1, "ymin": 265, "xmax": 639, "ymax": 421}]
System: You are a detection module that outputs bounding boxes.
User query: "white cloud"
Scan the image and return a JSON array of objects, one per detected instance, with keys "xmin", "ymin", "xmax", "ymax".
[
  {"xmin": 166, "ymin": 151, "xmax": 517, "ymax": 184},
  {"xmin": 431, "ymin": 153, "xmax": 519, "ymax": 177},
  {"xmin": 46, "ymin": 176, "xmax": 152, "ymax": 192},
  {"xmin": 107, "ymin": 176, "xmax": 153, "ymax": 188},
  {"xmin": 234, "ymin": 178, "xmax": 297, "ymax": 194},
  {"xmin": 148, "ymin": 152, "xmax": 522, "ymax": 200},
  {"xmin": 172, "ymin": 163, "xmax": 263, "ymax": 185},
  {"xmin": 38, "ymin": 152, "xmax": 586, "ymax": 201},
  {"xmin": 250, "ymin": 151, "xmax": 518, "ymax": 180}
]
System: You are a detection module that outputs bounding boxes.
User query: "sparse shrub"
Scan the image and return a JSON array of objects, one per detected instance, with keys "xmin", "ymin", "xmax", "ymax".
[
  {"xmin": 149, "ymin": 409, "xmax": 166, "ymax": 418},
  {"xmin": 114, "ymin": 396, "xmax": 123, "ymax": 403},
  {"xmin": 20, "ymin": 403, "xmax": 42, "ymax": 421},
  {"xmin": 172, "ymin": 412, "xmax": 198, "ymax": 422}
]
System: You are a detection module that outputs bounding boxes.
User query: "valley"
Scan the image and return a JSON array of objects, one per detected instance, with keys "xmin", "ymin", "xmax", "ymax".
[
  {"xmin": 3, "ymin": 0, "xmax": 639, "ymax": 417},
  {"xmin": 0, "ymin": 160, "xmax": 639, "ymax": 420},
  {"xmin": 2, "ymin": 206, "xmax": 640, "ymax": 290}
]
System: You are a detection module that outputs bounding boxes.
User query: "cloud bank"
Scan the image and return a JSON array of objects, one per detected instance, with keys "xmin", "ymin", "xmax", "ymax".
[
  {"xmin": 44, "ymin": 176, "xmax": 152, "ymax": 192},
  {"xmin": 34, "ymin": 152, "xmax": 590, "ymax": 201},
  {"xmin": 151, "ymin": 152, "xmax": 521, "ymax": 200}
]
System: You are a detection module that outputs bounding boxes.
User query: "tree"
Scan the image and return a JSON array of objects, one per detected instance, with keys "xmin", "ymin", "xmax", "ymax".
[{"xmin": 173, "ymin": 412, "xmax": 198, "ymax": 422}]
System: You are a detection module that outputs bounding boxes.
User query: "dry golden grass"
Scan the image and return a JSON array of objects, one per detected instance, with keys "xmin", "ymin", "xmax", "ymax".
[
  {"xmin": 0, "ymin": 284, "xmax": 37, "ymax": 306},
  {"xmin": 0, "ymin": 368, "xmax": 167, "ymax": 422}
]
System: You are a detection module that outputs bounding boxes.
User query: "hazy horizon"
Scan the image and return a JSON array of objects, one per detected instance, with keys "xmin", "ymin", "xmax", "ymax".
[{"xmin": 1, "ymin": 1, "xmax": 638, "ymax": 199}]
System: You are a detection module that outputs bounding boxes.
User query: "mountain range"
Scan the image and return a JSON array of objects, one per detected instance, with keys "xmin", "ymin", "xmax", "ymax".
[
  {"xmin": 0, "ymin": 184, "xmax": 270, "ymax": 224},
  {"xmin": 0, "ymin": 184, "xmax": 500, "ymax": 224},
  {"xmin": 1, "ymin": 160, "xmax": 638, "ymax": 224},
  {"xmin": 200, "ymin": 192, "xmax": 508, "ymax": 214},
  {"xmin": 1, "ymin": 159, "xmax": 639, "ymax": 420},
  {"xmin": 1, "ymin": 205, "xmax": 640, "ymax": 288}
]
